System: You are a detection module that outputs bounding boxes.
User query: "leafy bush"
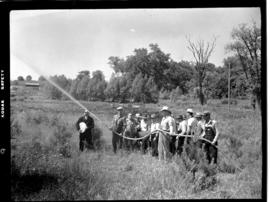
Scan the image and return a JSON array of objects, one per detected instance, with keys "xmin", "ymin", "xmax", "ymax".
[{"xmin": 92, "ymin": 126, "xmax": 105, "ymax": 150}]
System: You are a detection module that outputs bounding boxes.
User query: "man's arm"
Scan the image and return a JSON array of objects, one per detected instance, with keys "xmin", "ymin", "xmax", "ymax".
[
  {"xmin": 168, "ymin": 118, "xmax": 175, "ymax": 135},
  {"xmin": 212, "ymin": 121, "xmax": 219, "ymax": 144}
]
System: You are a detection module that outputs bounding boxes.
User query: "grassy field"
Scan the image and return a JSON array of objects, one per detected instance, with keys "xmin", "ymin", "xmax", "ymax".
[{"xmin": 10, "ymin": 90, "xmax": 262, "ymax": 200}]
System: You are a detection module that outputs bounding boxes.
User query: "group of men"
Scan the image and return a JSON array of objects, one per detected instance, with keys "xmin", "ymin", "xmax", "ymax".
[
  {"xmin": 110, "ymin": 106, "xmax": 219, "ymax": 164},
  {"xmin": 75, "ymin": 105, "xmax": 220, "ymax": 164}
]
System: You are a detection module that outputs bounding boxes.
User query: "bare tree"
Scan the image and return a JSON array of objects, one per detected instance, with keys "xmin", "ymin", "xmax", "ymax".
[{"xmin": 186, "ymin": 36, "xmax": 217, "ymax": 105}]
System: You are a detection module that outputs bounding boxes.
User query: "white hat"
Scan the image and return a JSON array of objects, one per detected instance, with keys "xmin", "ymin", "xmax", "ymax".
[
  {"xmin": 160, "ymin": 106, "xmax": 171, "ymax": 113},
  {"xmin": 135, "ymin": 113, "xmax": 140, "ymax": 117},
  {"xmin": 186, "ymin": 108, "xmax": 193, "ymax": 114},
  {"xmin": 116, "ymin": 106, "xmax": 123, "ymax": 111}
]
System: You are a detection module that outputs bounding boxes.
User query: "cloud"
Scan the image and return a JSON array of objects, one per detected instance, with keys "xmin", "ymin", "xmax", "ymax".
[{"xmin": 130, "ymin": 28, "xmax": 136, "ymax": 32}]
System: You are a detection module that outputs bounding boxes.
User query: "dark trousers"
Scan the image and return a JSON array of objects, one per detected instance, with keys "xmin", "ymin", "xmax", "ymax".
[
  {"xmin": 151, "ymin": 134, "xmax": 159, "ymax": 156},
  {"xmin": 176, "ymin": 136, "xmax": 186, "ymax": 156},
  {"xmin": 112, "ymin": 132, "xmax": 123, "ymax": 153},
  {"xmin": 141, "ymin": 136, "xmax": 150, "ymax": 154},
  {"xmin": 170, "ymin": 136, "xmax": 177, "ymax": 155},
  {"xmin": 203, "ymin": 141, "xmax": 218, "ymax": 164},
  {"xmin": 79, "ymin": 129, "xmax": 93, "ymax": 151}
]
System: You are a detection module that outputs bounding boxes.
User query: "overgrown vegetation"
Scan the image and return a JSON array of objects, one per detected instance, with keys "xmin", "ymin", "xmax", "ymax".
[{"xmin": 10, "ymin": 94, "xmax": 262, "ymax": 200}]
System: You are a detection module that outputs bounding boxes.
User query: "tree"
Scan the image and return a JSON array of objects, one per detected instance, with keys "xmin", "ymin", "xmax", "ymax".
[
  {"xmin": 187, "ymin": 37, "xmax": 216, "ymax": 105},
  {"xmin": 76, "ymin": 75, "xmax": 90, "ymax": 100},
  {"xmin": 104, "ymin": 74, "xmax": 121, "ymax": 102},
  {"xmin": 43, "ymin": 75, "xmax": 72, "ymax": 100},
  {"xmin": 86, "ymin": 71, "xmax": 107, "ymax": 101},
  {"xmin": 17, "ymin": 76, "xmax": 24, "ymax": 81},
  {"xmin": 38, "ymin": 76, "xmax": 46, "ymax": 82},
  {"xmin": 26, "ymin": 75, "xmax": 32, "ymax": 81},
  {"xmin": 226, "ymin": 22, "xmax": 261, "ymax": 112},
  {"xmin": 77, "ymin": 70, "xmax": 90, "ymax": 80}
]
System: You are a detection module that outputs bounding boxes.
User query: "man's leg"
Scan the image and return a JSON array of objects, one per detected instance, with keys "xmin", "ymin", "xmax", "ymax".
[
  {"xmin": 119, "ymin": 135, "xmax": 123, "ymax": 149},
  {"xmin": 79, "ymin": 133, "xmax": 84, "ymax": 151},
  {"xmin": 170, "ymin": 136, "xmax": 176, "ymax": 155},
  {"xmin": 112, "ymin": 132, "xmax": 117, "ymax": 153},
  {"xmin": 177, "ymin": 136, "xmax": 185, "ymax": 156}
]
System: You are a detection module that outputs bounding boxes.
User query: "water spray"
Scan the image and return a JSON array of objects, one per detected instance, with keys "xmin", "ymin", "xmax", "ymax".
[
  {"xmin": 11, "ymin": 52, "xmax": 218, "ymax": 147},
  {"xmin": 11, "ymin": 52, "xmax": 111, "ymax": 130}
]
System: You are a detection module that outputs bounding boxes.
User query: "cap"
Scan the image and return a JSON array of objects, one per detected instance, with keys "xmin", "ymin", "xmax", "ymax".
[
  {"xmin": 135, "ymin": 113, "xmax": 140, "ymax": 118},
  {"xmin": 194, "ymin": 112, "xmax": 203, "ymax": 118},
  {"xmin": 116, "ymin": 106, "xmax": 123, "ymax": 111},
  {"xmin": 203, "ymin": 111, "xmax": 211, "ymax": 116},
  {"xmin": 186, "ymin": 108, "xmax": 193, "ymax": 114},
  {"xmin": 160, "ymin": 106, "xmax": 171, "ymax": 113},
  {"xmin": 84, "ymin": 109, "xmax": 90, "ymax": 114}
]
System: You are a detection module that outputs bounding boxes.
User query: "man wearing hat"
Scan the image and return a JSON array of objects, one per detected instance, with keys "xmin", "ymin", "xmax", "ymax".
[
  {"xmin": 158, "ymin": 106, "xmax": 176, "ymax": 160},
  {"xmin": 123, "ymin": 113, "xmax": 139, "ymax": 151},
  {"xmin": 175, "ymin": 114, "xmax": 187, "ymax": 156},
  {"xmin": 201, "ymin": 111, "xmax": 219, "ymax": 164},
  {"xmin": 192, "ymin": 112, "xmax": 205, "ymax": 149},
  {"xmin": 76, "ymin": 110, "xmax": 95, "ymax": 151},
  {"xmin": 111, "ymin": 106, "xmax": 126, "ymax": 154}
]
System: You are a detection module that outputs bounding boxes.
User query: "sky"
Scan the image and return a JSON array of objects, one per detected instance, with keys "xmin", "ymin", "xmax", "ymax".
[{"xmin": 10, "ymin": 8, "xmax": 261, "ymax": 81}]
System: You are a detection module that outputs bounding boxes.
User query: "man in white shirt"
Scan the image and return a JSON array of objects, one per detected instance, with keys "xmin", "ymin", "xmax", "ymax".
[
  {"xmin": 176, "ymin": 114, "xmax": 187, "ymax": 156},
  {"xmin": 158, "ymin": 106, "xmax": 176, "ymax": 160}
]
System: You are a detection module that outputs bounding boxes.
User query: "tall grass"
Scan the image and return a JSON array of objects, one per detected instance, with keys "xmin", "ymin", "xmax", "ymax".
[{"xmin": 10, "ymin": 97, "xmax": 262, "ymax": 200}]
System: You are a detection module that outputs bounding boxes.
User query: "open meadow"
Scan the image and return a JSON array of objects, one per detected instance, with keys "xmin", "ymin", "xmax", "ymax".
[{"xmin": 10, "ymin": 90, "xmax": 262, "ymax": 200}]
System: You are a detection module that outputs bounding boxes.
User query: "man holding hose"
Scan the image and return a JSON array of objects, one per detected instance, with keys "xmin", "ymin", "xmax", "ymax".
[
  {"xmin": 110, "ymin": 106, "xmax": 126, "ymax": 154},
  {"xmin": 158, "ymin": 106, "xmax": 176, "ymax": 161}
]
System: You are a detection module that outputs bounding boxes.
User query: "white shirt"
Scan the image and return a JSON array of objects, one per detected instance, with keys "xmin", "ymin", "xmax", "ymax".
[
  {"xmin": 150, "ymin": 122, "xmax": 160, "ymax": 132},
  {"xmin": 187, "ymin": 117, "xmax": 197, "ymax": 134},
  {"xmin": 178, "ymin": 120, "xmax": 187, "ymax": 134},
  {"xmin": 160, "ymin": 116, "xmax": 176, "ymax": 134},
  {"xmin": 140, "ymin": 119, "xmax": 148, "ymax": 131}
]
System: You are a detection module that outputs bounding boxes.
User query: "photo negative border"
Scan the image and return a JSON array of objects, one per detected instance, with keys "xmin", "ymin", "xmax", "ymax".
[{"xmin": 0, "ymin": 0, "xmax": 266, "ymax": 201}]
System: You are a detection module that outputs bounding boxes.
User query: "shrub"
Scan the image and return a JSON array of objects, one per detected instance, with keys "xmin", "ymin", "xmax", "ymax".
[
  {"xmin": 49, "ymin": 121, "xmax": 73, "ymax": 158},
  {"xmin": 92, "ymin": 126, "xmax": 105, "ymax": 150},
  {"xmin": 11, "ymin": 115, "xmax": 22, "ymax": 139}
]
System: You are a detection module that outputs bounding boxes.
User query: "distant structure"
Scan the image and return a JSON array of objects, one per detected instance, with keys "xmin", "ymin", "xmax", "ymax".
[{"xmin": 25, "ymin": 82, "xmax": 40, "ymax": 89}]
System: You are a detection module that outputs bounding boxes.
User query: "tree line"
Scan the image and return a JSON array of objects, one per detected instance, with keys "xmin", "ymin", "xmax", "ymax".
[{"xmin": 15, "ymin": 22, "xmax": 261, "ymax": 111}]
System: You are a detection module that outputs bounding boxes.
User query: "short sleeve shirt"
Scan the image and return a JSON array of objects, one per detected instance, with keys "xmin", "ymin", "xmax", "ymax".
[
  {"xmin": 140, "ymin": 119, "xmax": 148, "ymax": 131},
  {"xmin": 178, "ymin": 120, "xmax": 187, "ymax": 133},
  {"xmin": 160, "ymin": 116, "xmax": 176, "ymax": 133},
  {"xmin": 187, "ymin": 117, "xmax": 197, "ymax": 134},
  {"xmin": 150, "ymin": 122, "xmax": 160, "ymax": 132}
]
